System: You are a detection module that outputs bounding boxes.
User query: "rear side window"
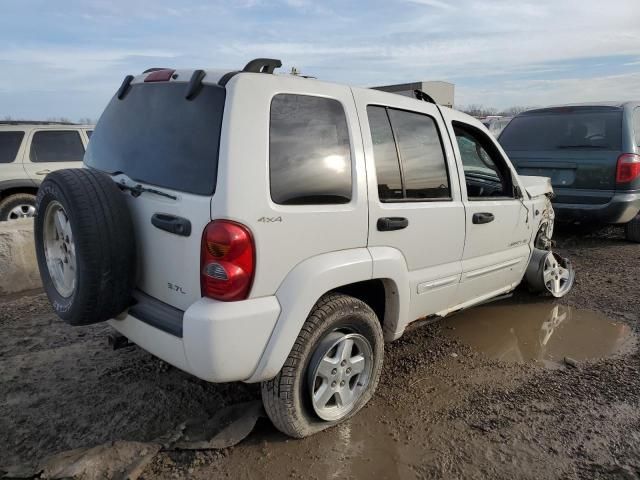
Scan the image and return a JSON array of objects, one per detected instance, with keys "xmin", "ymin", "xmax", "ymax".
[
  {"xmin": 367, "ymin": 106, "xmax": 450, "ymax": 201},
  {"xmin": 86, "ymin": 130, "xmax": 93, "ymax": 139},
  {"xmin": 499, "ymin": 109, "xmax": 623, "ymax": 150},
  {"xmin": 30, "ymin": 131, "xmax": 84, "ymax": 163},
  {"xmin": 0, "ymin": 131, "xmax": 24, "ymax": 163},
  {"xmin": 634, "ymin": 108, "xmax": 640, "ymax": 147},
  {"xmin": 270, "ymin": 94, "xmax": 352, "ymax": 205},
  {"xmin": 85, "ymin": 83, "xmax": 225, "ymax": 196}
]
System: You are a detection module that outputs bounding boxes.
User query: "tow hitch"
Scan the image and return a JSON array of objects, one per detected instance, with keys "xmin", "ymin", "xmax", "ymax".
[
  {"xmin": 107, "ymin": 332, "xmax": 134, "ymax": 350},
  {"xmin": 525, "ymin": 249, "xmax": 575, "ymax": 298}
]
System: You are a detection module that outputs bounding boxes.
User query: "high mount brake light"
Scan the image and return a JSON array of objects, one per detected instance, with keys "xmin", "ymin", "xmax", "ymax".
[
  {"xmin": 200, "ymin": 220, "xmax": 255, "ymax": 301},
  {"xmin": 616, "ymin": 154, "xmax": 640, "ymax": 183},
  {"xmin": 144, "ymin": 69, "xmax": 176, "ymax": 82}
]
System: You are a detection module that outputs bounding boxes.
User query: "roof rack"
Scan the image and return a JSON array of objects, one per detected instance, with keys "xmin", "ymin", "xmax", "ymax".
[
  {"xmin": 0, "ymin": 121, "xmax": 78, "ymax": 126},
  {"xmin": 218, "ymin": 58, "xmax": 283, "ymax": 87},
  {"xmin": 414, "ymin": 89, "xmax": 437, "ymax": 105},
  {"xmin": 242, "ymin": 58, "xmax": 282, "ymax": 74}
]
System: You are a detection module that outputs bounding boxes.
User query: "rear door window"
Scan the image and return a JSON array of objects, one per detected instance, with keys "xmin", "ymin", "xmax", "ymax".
[
  {"xmin": 367, "ymin": 106, "xmax": 403, "ymax": 201},
  {"xmin": 0, "ymin": 131, "xmax": 25, "ymax": 163},
  {"xmin": 367, "ymin": 106, "xmax": 450, "ymax": 201},
  {"xmin": 270, "ymin": 94, "xmax": 352, "ymax": 205},
  {"xmin": 30, "ymin": 131, "xmax": 85, "ymax": 163}
]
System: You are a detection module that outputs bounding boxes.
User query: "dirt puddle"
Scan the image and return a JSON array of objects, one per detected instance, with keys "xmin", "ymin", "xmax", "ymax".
[{"xmin": 442, "ymin": 300, "xmax": 635, "ymax": 368}]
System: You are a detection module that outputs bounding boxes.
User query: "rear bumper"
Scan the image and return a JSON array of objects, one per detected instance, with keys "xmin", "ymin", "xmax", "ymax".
[
  {"xmin": 108, "ymin": 295, "xmax": 280, "ymax": 383},
  {"xmin": 553, "ymin": 192, "xmax": 640, "ymax": 224}
]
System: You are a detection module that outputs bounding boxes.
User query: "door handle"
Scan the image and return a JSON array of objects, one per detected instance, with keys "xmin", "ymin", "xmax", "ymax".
[
  {"xmin": 151, "ymin": 213, "xmax": 191, "ymax": 237},
  {"xmin": 377, "ymin": 217, "xmax": 409, "ymax": 231},
  {"xmin": 35, "ymin": 169, "xmax": 51, "ymax": 175},
  {"xmin": 472, "ymin": 212, "xmax": 495, "ymax": 224}
]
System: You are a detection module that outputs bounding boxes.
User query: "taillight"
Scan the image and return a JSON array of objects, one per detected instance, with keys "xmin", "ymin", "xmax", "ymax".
[
  {"xmin": 616, "ymin": 154, "xmax": 640, "ymax": 183},
  {"xmin": 200, "ymin": 220, "xmax": 255, "ymax": 301}
]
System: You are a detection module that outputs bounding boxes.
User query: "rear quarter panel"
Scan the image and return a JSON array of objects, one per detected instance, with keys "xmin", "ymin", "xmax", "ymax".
[{"xmin": 213, "ymin": 74, "xmax": 370, "ymax": 298}]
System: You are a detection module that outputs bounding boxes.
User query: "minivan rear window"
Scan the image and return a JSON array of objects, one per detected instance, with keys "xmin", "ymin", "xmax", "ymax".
[
  {"xmin": 499, "ymin": 109, "xmax": 622, "ymax": 151},
  {"xmin": 85, "ymin": 82, "xmax": 225, "ymax": 196}
]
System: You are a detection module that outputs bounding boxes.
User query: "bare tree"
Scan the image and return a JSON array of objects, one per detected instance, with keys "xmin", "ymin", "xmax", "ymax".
[
  {"xmin": 78, "ymin": 117, "xmax": 96, "ymax": 125},
  {"xmin": 498, "ymin": 106, "xmax": 530, "ymax": 116},
  {"xmin": 46, "ymin": 116, "xmax": 72, "ymax": 123},
  {"xmin": 458, "ymin": 104, "xmax": 498, "ymax": 117}
]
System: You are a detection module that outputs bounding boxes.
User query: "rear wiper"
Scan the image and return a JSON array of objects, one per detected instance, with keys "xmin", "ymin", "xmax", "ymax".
[
  {"xmin": 118, "ymin": 182, "xmax": 177, "ymax": 200},
  {"xmin": 556, "ymin": 144, "xmax": 607, "ymax": 149}
]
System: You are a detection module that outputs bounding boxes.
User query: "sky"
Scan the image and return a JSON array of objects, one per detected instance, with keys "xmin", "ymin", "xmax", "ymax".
[{"xmin": 1, "ymin": 0, "xmax": 640, "ymax": 121}]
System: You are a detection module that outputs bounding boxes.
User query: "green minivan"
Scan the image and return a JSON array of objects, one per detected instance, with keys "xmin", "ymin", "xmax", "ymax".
[{"xmin": 499, "ymin": 102, "xmax": 640, "ymax": 242}]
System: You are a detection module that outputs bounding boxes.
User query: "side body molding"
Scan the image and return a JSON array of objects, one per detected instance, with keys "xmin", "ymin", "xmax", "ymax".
[{"xmin": 246, "ymin": 248, "xmax": 373, "ymax": 382}]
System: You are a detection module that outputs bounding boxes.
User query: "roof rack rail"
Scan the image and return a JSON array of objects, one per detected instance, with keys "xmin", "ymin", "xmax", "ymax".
[
  {"xmin": 414, "ymin": 89, "xmax": 437, "ymax": 104},
  {"xmin": 242, "ymin": 58, "xmax": 282, "ymax": 74},
  {"xmin": 0, "ymin": 121, "xmax": 77, "ymax": 126}
]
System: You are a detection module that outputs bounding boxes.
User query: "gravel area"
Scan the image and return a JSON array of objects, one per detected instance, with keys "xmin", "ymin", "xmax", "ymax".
[{"xmin": 1, "ymin": 226, "xmax": 639, "ymax": 479}]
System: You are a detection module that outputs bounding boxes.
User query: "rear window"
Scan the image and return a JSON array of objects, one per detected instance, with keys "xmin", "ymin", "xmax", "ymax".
[
  {"xmin": 0, "ymin": 131, "xmax": 24, "ymax": 163},
  {"xmin": 85, "ymin": 82, "xmax": 225, "ymax": 196},
  {"xmin": 499, "ymin": 109, "xmax": 623, "ymax": 151}
]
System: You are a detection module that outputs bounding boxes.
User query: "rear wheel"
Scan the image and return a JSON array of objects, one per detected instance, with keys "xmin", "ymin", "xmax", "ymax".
[
  {"xmin": 625, "ymin": 215, "xmax": 640, "ymax": 243},
  {"xmin": 261, "ymin": 293, "xmax": 384, "ymax": 438},
  {"xmin": 0, "ymin": 193, "xmax": 36, "ymax": 221}
]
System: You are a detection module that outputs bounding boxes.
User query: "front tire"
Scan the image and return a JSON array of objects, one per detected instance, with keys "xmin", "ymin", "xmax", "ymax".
[{"xmin": 261, "ymin": 293, "xmax": 384, "ymax": 438}]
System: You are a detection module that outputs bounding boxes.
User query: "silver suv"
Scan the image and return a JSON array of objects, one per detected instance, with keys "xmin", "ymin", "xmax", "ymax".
[{"xmin": 0, "ymin": 122, "xmax": 93, "ymax": 221}]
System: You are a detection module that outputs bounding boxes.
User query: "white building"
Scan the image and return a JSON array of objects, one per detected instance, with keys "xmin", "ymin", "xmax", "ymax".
[{"xmin": 373, "ymin": 81, "xmax": 455, "ymax": 108}]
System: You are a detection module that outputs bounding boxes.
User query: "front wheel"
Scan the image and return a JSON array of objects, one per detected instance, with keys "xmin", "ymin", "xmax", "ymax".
[{"xmin": 261, "ymin": 293, "xmax": 384, "ymax": 438}]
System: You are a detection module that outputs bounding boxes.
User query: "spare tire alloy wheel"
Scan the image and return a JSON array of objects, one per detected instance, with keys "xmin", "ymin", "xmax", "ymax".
[
  {"xmin": 308, "ymin": 332, "xmax": 374, "ymax": 421},
  {"xmin": 43, "ymin": 201, "xmax": 76, "ymax": 298}
]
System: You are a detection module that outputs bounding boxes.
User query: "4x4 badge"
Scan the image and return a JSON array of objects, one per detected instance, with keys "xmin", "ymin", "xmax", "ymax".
[{"xmin": 257, "ymin": 216, "xmax": 282, "ymax": 223}]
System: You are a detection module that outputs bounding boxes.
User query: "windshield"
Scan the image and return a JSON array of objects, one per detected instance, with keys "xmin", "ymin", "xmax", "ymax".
[
  {"xmin": 85, "ymin": 82, "xmax": 225, "ymax": 196},
  {"xmin": 499, "ymin": 109, "xmax": 622, "ymax": 151}
]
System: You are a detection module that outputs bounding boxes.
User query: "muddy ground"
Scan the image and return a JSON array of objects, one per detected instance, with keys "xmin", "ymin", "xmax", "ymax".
[{"xmin": 1, "ymin": 226, "xmax": 639, "ymax": 479}]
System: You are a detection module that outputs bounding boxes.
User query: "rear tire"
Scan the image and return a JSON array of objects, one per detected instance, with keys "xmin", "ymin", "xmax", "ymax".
[
  {"xmin": 0, "ymin": 193, "xmax": 36, "ymax": 221},
  {"xmin": 261, "ymin": 293, "xmax": 384, "ymax": 438},
  {"xmin": 34, "ymin": 169, "xmax": 136, "ymax": 325},
  {"xmin": 625, "ymin": 215, "xmax": 640, "ymax": 243}
]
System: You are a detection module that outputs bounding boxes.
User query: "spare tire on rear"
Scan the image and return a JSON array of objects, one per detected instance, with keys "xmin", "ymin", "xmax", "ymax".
[{"xmin": 34, "ymin": 168, "xmax": 136, "ymax": 325}]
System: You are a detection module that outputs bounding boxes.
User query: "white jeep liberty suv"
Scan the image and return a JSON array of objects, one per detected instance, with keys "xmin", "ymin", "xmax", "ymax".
[{"xmin": 34, "ymin": 59, "xmax": 573, "ymax": 438}]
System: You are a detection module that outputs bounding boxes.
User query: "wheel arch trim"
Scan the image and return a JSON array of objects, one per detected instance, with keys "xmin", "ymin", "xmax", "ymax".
[{"xmin": 246, "ymin": 247, "xmax": 411, "ymax": 383}]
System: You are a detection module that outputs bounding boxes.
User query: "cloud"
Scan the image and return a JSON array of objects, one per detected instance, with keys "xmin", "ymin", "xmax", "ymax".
[{"xmin": 0, "ymin": 0, "xmax": 639, "ymax": 118}]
